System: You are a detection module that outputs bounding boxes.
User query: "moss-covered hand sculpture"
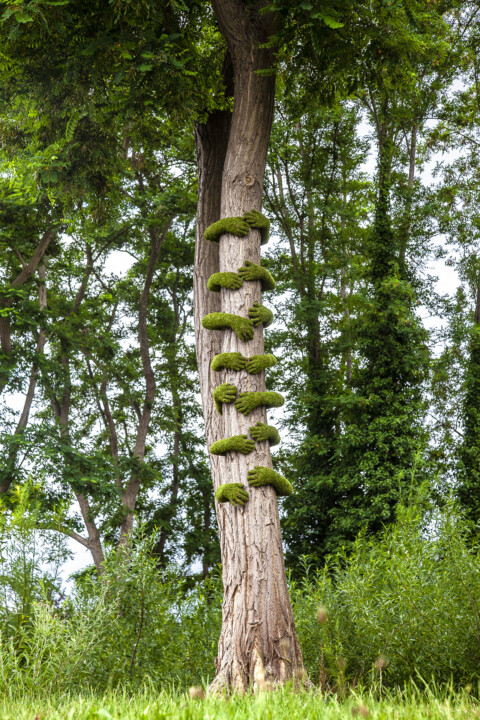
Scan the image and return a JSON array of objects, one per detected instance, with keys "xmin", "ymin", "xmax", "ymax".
[
  {"xmin": 211, "ymin": 352, "xmax": 247, "ymax": 372},
  {"xmin": 205, "ymin": 211, "xmax": 289, "ymax": 512},
  {"xmin": 215, "ymin": 483, "xmax": 249, "ymax": 506},
  {"xmin": 243, "ymin": 209, "xmax": 270, "ymax": 245},
  {"xmin": 248, "ymin": 302, "xmax": 274, "ymax": 328},
  {"xmin": 234, "ymin": 391, "xmax": 284, "ymax": 416},
  {"xmin": 238, "ymin": 260, "xmax": 276, "ymax": 291},
  {"xmin": 204, "ymin": 217, "xmax": 250, "ymax": 243},
  {"xmin": 210, "ymin": 435, "xmax": 256, "ymax": 456},
  {"xmin": 245, "ymin": 353, "xmax": 277, "ymax": 375},
  {"xmin": 213, "ymin": 383, "xmax": 237, "ymax": 415},
  {"xmin": 207, "ymin": 272, "xmax": 243, "ymax": 293},
  {"xmin": 247, "ymin": 466, "xmax": 293, "ymax": 496},
  {"xmin": 204, "ymin": 210, "xmax": 270, "ymax": 245},
  {"xmin": 249, "ymin": 422, "xmax": 280, "ymax": 447},
  {"xmin": 202, "ymin": 313, "xmax": 255, "ymax": 341}
]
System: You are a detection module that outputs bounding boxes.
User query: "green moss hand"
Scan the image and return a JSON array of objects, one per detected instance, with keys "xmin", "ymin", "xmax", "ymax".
[
  {"xmin": 249, "ymin": 422, "xmax": 280, "ymax": 447},
  {"xmin": 210, "ymin": 435, "xmax": 256, "ymax": 456},
  {"xmin": 213, "ymin": 383, "xmax": 237, "ymax": 415},
  {"xmin": 237, "ymin": 260, "xmax": 276, "ymax": 291},
  {"xmin": 234, "ymin": 391, "xmax": 284, "ymax": 416},
  {"xmin": 248, "ymin": 302, "xmax": 274, "ymax": 328},
  {"xmin": 247, "ymin": 466, "xmax": 293, "ymax": 496},
  {"xmin": 207, "ymin": 272, "xmax": 243, "ymax": 292},
  {"xmin": 211, "ymin": 352, "xmax": 247, "ymax": 372},
  {"xmin": 242, "ymin": 209, "xmax": 270, "ymax": 245},
  {"xmin": 245, "ymin": 354, "xmax": 277, "ymax": 375},
  {"xmin": 215, "ymin": 483, "xmax": 249, "ymax": 507},
  {"xmin": 202, "ymin": 313, "xmax": 255, "ymax": 341},
  {"xmin": 204, "ymin": 217, "xmax": 250, "ymax": 243}
]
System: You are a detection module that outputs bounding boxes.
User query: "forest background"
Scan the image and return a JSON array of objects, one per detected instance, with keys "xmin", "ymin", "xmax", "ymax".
[{"xmin": 2, "ymin": 0, "xmax": 480, "ymax": 710}]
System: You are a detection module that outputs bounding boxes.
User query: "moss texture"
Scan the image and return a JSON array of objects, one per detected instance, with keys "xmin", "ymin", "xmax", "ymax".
[
  {"xmin": 249, "ymin": 421, "xmax": 280, "ymax": 446},
  {"xmin": 204, "ymin": 210, "xmax": 270, "ymax": 245},
  {"xmin": 202, "ymin": 312, "xmax": 254, "ymax": 341},
  {"xmin": 247, "ymin": 466, "xmax": 293, "ymax": 496},
  {"xmin": 207, "ymin": 272, "xmax": 243, "ymax": 293},
  {"xmin": 210, "ymin": 435, "xmax": 255, "ymax": 456},
  {"xmin": 238, "ymin": 260, "xmax": 276, "ymax": 291},
  {"xmin": 245, "ymin": 354, "xmax": 277, "ymax": 375},
  {"xmin": 204, "ymin": 217, "xmax": 250, "ymax": 243},
  {"xmin": 242, "ymin": 209, "xmax": 270, "ymax": 245},
  {"xmin": 234, "ymin": 391, "xmax": 284, "ymax": 416},
  {"xmin": 215, "ymin": 483, "xmax": 249, "ymax": 507},
  {"xmin": 211, "ymin": 352, "xmax": 247, "ymax": 372},
  {"xmin": 213, "ymin": 383, "xmax": 237, "ymax": 415},
  {"xmin": 248, "ymin": 302, "xmax": 274, "ymax": 328},
  {"xmin": 205, "ymin": 212, "xmax": 288, "ymax": 509}
]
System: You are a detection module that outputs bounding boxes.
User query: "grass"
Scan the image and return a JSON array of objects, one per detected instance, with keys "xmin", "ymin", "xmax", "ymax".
[{"xmin": 2, "ymin": 687, "xmax": 480, "ymax": 720}]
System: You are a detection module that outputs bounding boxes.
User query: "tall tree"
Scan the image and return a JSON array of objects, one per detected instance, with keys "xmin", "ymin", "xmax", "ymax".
[
  {"xmin": 263, "ymin": 102, "xmax": 370, "ymax": 563},
  {"xmin": 193, "ymin": 0, "xmax": 307, "ymax": 691}
]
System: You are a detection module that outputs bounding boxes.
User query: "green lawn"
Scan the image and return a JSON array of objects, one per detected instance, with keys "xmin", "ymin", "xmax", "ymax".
[{"xmin": 2, "ymin": 688, "xmax": 479, "ymax": 720}]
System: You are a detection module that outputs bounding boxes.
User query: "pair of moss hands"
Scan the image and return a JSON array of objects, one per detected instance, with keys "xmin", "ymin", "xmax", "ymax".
[
  {"xmin": 215, "ymin": 468, "xmax": 293, "ymax": 507},
  {"xmin": 202, "ymin": 303, "xmax": 273, "ymax": 341},
  {"xmin": 207, "ymin": 261, "xmax": 276, "ymax": 292},
  {"xmin": 204, "ymin": 210, "xmax": 270, "ymax": 246},
  {"xmin": 213, "ymin": 385, "xmax": 284, "ymax": 416},
  {"xmin": 211, "ymin": 352, "xmax": 277, "ymax": 375},
  {"xmin": 209, "ymin": 423, "xmax": 280, "ymax": 456}
]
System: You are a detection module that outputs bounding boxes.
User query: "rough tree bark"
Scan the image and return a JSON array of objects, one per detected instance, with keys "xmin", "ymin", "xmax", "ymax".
[{"xmin": 194, "ymin": 0, "xmax": 306, "ymax": 693}]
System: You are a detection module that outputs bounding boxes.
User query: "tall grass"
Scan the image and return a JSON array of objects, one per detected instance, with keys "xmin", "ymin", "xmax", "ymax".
[
  {"xmin": 0, "ymin": 686, "xmax": 479, "ymax": 720},
  {"xmin": 2, "ymin": 496, "xmax": 480, "ymax": 696}
]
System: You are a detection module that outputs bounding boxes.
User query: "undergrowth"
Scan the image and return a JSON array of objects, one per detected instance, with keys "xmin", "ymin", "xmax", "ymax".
[{"xmin": 2, "ymin": 494, "xmax": 480, "ymax": 698}]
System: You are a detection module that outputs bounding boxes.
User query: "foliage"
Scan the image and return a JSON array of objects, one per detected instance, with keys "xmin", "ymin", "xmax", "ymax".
[
  {"xmin": 3, "ymin": 495, "xmax": 480, "ymax": 695},
  {"xmin": 291, "ymin": 500, "xmax": 480, "ymax": 689},
  {"xmin": 0, "ymin": 528, "xmax": 222, "ymax": 694}
]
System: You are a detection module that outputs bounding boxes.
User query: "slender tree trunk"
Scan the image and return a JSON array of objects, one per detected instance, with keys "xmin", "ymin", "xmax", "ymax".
[
  {"xmin": 0, "ymin": 229, "xmax": 55, "ymax": 390},
  {"xmin": 0, "ymin": 263, "xmax": 48, "ymax": 494},
  {"xmin": 118, "ymin": 221, "xmax": 171, "ymax": 544},
  {"xmin": 194, "ymin": 0, "xmax": 306, "ymax": 692}
]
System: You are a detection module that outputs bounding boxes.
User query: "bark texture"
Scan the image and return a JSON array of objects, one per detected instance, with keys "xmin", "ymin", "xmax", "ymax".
[{"xmin": 194, "ymin": 0, "xmax": 306, "ymax": 693}]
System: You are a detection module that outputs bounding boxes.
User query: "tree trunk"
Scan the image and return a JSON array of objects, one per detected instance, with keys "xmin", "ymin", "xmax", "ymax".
[{"xmin": 194, "ymin": 0, "xmax": 306, "ymax": 693}]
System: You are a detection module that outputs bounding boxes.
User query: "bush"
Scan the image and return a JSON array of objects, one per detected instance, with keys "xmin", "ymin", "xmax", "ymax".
[
  {"xmin": 3, "ymin": 494, "xmax": 480, "ymax": 695},
  {"xmin": 0, "ymin": 536, "xmax": 222, "ymax": 695},
  {"xmin": 291, "ymin": 500, "xmax": 480, "ymax": 689}
]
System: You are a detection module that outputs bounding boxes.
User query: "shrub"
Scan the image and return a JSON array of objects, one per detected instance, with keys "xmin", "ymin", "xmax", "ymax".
[{"xmin": 291, "ymin": 501, "xmax": 480, "ymax": 689}]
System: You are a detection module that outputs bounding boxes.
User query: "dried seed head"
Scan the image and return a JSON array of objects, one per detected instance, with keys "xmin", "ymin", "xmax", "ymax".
[
  {"xmin": 316, "ymin": 607, "xmax": 328, "ymax": 624},
  {"xmin": 352, "ymin": 703, "xmax": 369, "ymax": 717},
  {"xmin": 374, "ymin": 656, "xmax": 387, "ymax": 671},
  {"xmin": 188, "ymin": 686, "xmax": 205, "ymax": 700}
]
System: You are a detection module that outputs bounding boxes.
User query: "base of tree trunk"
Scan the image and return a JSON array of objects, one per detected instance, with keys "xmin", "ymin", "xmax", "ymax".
[{"xmin": 208, "ymin": 638, "xmax": 311, "ymax": 694}]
